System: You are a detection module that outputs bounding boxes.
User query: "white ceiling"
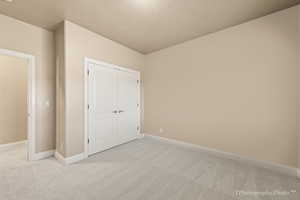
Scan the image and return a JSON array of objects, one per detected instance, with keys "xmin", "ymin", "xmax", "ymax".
[{"xmin": 0, "ymin": 0, "xmax": 299, "ymax": 54}]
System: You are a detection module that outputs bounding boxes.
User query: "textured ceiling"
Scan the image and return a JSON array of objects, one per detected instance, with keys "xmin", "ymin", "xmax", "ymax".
[{"xmin": 0, "ymin": 0, "xmax": 299, "ymax": 54}]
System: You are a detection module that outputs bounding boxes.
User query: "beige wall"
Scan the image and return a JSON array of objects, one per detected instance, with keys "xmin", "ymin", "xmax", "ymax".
[
  {"xmin": 144, "ymin": 7, "xmax": 299, "ymax": 167},
  {"xmin": 298, "ymin": 9, "xmax": 300, "ymax": 169},
  {"xmin": 0, "ymin": 14, "xmax": 55, "ymax": 152},
  {"xmin": 55, "ymin": 22, "xmax": 66, "ymax": 156},
  {"xmin": 0, "ymin": 54, "xmax": 28, "ymax": 144},
  {"xmin": 64, "ymin": 21, "xmax": 144, "ymax": 157}
]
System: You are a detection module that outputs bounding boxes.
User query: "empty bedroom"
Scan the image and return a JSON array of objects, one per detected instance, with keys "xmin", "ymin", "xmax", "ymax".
[{"xmin": 0, "ymin": 0, "xmax": 300, "ymax": 199}]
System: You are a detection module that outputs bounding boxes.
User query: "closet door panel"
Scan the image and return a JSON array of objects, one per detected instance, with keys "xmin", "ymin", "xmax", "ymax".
[
  {"xmin": 88, "ymin": 64, "xmax": 117, "ymax": 155},
  {"xmin": 117, "ymin": 71, "xmax": 139, "ymax": 143}
]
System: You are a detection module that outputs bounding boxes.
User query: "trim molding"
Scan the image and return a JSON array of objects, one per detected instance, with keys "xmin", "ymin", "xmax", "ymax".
[
  {"xmin": 0, "ymin": 48, "xmax": 36, "ymax": 161},
  {"xmin": 31, "ymin": 150, "xmax": 55, "ymax": 161},
  {"xmin": 145, "ymin": 134, "xmax": 298, "ymax": 178},
  {"xmin": 55, "ymin": 151, "xmax": 86, "ymax": 165},
  {"xmin": 54, "ymin": 151, "xmax": 65, "ymax": 165},
  {"xmin": 0, "ymin": 140, "xmax": 54, "ymax": 161},
  {"xmin": 0, "ymin": 140, "xmax": 27, "ymax": 149}
]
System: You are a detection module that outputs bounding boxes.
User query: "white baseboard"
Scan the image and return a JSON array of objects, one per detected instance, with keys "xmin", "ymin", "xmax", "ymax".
[
  {"xmin": 0, "ymin": 140, "xmax": 27, "ymax": 150},
  {"xmin": 54, "ymin": 151, "xmax": 65, "ymax": 165},
  {"xmin": 31, "ymin": 150, "xmax": 55, "ymax": 161},
  {"xmin": 0, "ymin": 141, "xmax": 54, "ymax": 161},
  {"xmin": 55, "ymin": 151, "xmax": 86, "ymax": 165},
  {"xmin": 65, "ymin": 153, "xmax": 86, "ymax": 164},
  {"xmin": 145, "ymin": 134, "xmax": 299, "ymax": 178},
  {"xmin": 55, "ymin": 134, "xmax": 144, "ymax": 165}
]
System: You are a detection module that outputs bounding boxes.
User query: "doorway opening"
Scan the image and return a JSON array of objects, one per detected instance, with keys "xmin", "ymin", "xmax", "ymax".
[{"xmin": 0, "ymin": 48, "xmax": 36, "ymax": 164}]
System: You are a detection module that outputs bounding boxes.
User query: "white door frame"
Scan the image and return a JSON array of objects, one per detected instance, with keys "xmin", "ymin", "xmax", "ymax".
[
  {"xmin": 0, "ymin": 48, "xmax": 36, "ymax": 161},
  {"xmin": 84, "ymin": 57, "xmax": 141, "ymax": 158}
]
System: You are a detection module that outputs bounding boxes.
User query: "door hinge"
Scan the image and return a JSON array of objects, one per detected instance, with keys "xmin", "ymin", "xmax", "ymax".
[
  {"xmin": 137, "ymin": 126, "xmax": 140, "ymax": 131},
  {"xmin": 137, "ymin": 80, "xmax": 139, "ymax": 84},
  {"xmin": 88, "ymin": 104, "xmax": 90, "ymax": 109},
  {"xmin": 88, "ymin": 138, "xmax": 90, "ymax": 144},
  {"xmin": 137, "ymin": 103, "xmax": 139, "ymax": 107},
  {"xmin": 87, "ymin": 70, "xmax": 90, "ymax": 76}
]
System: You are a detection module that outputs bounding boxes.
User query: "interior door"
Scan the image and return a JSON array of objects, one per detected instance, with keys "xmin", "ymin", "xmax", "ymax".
[
  {"xmin": 88, "ymin": 63, "xmax": 118, "ymax": 155},
  {"xmin": 116, "ymin": 70, "xmax": 140, "ymax": 144}
]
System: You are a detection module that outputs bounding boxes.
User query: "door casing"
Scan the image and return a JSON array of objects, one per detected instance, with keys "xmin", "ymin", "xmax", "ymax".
[
  {"xmin": 84, "ymin": 57, "xmax": 141, "ymax": 158},
  {"xmin": 0, "ymin": 48, "xmax": 36, "ymax": 161}
]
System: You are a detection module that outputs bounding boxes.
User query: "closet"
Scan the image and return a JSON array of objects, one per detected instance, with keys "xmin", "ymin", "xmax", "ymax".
[{"xmin": 87, "ymin": 60, "xmax": 140, "ymax": 155}]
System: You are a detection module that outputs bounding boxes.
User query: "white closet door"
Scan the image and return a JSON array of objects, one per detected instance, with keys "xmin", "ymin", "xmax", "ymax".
[
  {"xmin": 88, "ymin": 63, "xmax": 118, "ymax": 155},
  {"xmin": 116, "ymin": 70, "xmax": 140, "ymax": 144}
]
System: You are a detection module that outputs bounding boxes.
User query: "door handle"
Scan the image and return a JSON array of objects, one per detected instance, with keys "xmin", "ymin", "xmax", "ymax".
[
  {"xmin": 112, "ymin": 110, "xmax": 118, "ymax": 114},
  {"xmin": 118, "ymin": 110, "xmax": 124, "ymax": 113}
]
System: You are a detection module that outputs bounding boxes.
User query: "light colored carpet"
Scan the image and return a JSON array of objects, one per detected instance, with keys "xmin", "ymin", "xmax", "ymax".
[{"xmin": 0, "ymin": 137, "xmax": 299, "ymax": 200}]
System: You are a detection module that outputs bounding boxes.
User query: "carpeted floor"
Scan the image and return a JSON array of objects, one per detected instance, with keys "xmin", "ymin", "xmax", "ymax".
[{"xmin": 0, "ymin": 137, "xmax": 299, "ymax": 200}]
